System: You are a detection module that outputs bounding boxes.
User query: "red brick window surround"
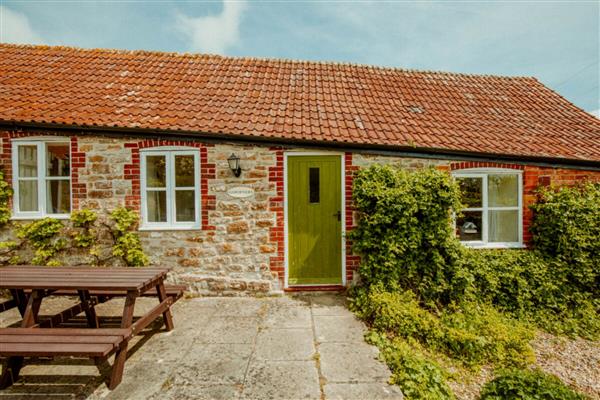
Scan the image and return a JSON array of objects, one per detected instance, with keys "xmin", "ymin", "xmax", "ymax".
[
  {"xmin": 124, "ymin": 139, "xmax": 215, "ymax": 231},
  {"xmin": 0, "ymin": 131, "xmax": 85, "ymax": 215}
]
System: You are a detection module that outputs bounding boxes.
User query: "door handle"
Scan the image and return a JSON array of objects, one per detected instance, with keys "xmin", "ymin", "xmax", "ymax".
[{"xmin": 333, "ymin": 211, "xmax": 341, "ymax": 221}]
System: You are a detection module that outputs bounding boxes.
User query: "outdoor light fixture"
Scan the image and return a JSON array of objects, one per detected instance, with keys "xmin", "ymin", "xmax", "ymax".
[{"xmin": 227, "ymin": 153, "xmax": 242, "ymax": 177}]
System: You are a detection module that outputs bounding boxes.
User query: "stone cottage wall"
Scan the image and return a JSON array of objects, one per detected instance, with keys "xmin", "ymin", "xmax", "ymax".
[{"xmin": 1, "ymin": 128, "xmax": 600, "ymax": 295}]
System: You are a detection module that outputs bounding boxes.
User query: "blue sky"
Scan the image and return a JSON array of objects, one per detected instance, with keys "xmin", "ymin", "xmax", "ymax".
[{"xmin": 1, "ymin": 1, "xmax": 598, "ymax": 115}]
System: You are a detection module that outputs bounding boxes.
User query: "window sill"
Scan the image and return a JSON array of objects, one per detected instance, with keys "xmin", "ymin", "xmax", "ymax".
[
  {"xmin": 138, "ymin": 225, "xmax": 201, "ymax": 232},
  {"xmin": 11, "ymin": 214, "xmax": 71, "ymax": 220},
  {"xmin": 461, "ymin": 242, "xmax": 526, "ymax": 249}
]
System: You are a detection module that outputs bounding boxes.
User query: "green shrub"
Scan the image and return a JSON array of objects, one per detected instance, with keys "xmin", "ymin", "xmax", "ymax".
[
  {"xmin": 350, "ymin": 165, "xmax": 463, "ymax": 306},
  {"xmin": 352, "ymin": 284, "xmax": 534, "ymax": 369},
  {"xmin": 480, "ymin": 369, "xmax": 588, "ymax": 400},
  {"xmin": 366, "ymin": 332, "xmax": 454, "ymax": 400},
  {"xmin": 530, "ymin": 183, "xmax": 600, "ymax": 298}
]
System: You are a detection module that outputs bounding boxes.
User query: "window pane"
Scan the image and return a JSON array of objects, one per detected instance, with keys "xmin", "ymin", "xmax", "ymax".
[
  {"xmin": 46, "ymin": 143, "xmax": 70, "ymax": 177},
  {"xmin": 456, "ymin": 211, "xmax": 483, "ymax": 241},
  {"xmin": 18, "ymin": 145, "xmax": 37, "ymax": 177},
  {"xmin": 46, "ymin": 180, "xmax": 71, "ymax": 214},
  {"xmin": 175, "ymin": 190, "xmax": 196, "ymax": 222},
  {"xmin": 457, "ymin": 177, "xmax": 482, "ymax": 208},
  {"xmin": 175, "ymin": 155, "xmax": 195, "ymax": 187},
  {"xmin": 146, "ymin": 156, "xmax": 166, "ymax": 188},
  {"xmin": 489, "ymin": 210, "xmax": 519, "ymax": 242},
  {"xmin": 309, "ymin": 167, "xmax": 320, "ymax": 203},
  {"xmin": 147, "ymin": 191, "xmax": 167, "ymax": 222},
  {"xmin": 18, "ymin": 180, "xmax": 38, "ymax": 211},
  {"xmin": 488, "ymin": 174, "xmax": 518, "ymax": 207}
]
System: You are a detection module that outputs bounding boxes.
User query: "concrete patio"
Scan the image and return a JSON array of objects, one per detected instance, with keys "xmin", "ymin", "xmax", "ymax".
[{"xmin": 0, "ymin": 293, "xmax": 403, "ymax": 400}]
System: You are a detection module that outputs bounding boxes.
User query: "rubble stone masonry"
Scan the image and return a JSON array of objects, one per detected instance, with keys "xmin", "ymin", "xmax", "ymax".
[{"xmin": 1, "ymin": 129, "xmax": 599, "ymax": 295}]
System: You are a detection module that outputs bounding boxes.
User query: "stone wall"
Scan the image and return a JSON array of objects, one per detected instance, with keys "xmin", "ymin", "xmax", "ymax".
[{"xmin": 1, "ymin": 129, "xmax": 600, "ymax": 296}]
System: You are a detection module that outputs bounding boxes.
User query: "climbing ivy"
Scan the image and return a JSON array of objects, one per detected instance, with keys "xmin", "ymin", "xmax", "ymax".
[
  {"xmin": 0, "ymin": 207, "xmax": 149, "ymax": 267},
  {"xmin": 0, "ymin": 170, "xmax": 12, "ymax": 226}
]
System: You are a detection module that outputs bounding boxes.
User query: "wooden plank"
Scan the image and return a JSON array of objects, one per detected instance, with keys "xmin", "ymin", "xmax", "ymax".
[
  {"xmin": 78, "ymin": 290, "xmax": 99, "ymax": 328},
  {"xmin": 156, "ymin": 282, "xmax": 174, "ymax": 331},
  {"xmin": 109, "ymin": 291, "xmax": 137, "ymax": 389},
  {"xmin": 0, "ymin": 335, "xmax": 124, "ymax": 344},
  {"xmin": 131, "ymin": 297, "xmax": 172, "ymax": 335},
  {"xmin": 0, "ymin": 343, "xmax": 115, "ymax": 357},
  {"xmin": 0, "ymin": 328, "xmax": 130, "ymax": 336}
]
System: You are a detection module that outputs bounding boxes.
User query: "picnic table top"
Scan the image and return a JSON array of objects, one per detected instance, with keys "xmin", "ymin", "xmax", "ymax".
[{"xmin": 0, "ymin": 266, "xmax": 170, "ymax": 293}]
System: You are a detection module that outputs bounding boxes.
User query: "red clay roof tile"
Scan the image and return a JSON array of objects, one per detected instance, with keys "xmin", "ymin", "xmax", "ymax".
[{"xmin": 0, "ymin": 44, "xmax": 599, "ymax": 162}]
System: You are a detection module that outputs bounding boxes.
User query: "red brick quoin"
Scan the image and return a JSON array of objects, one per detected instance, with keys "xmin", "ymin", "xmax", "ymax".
[{"xmin": 123, "ymin": 139, "xmax": 216, "ymax": 231}]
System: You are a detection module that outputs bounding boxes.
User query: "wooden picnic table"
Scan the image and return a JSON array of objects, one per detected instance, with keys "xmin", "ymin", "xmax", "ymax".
[{"xmin": 0, "ymin": 266, "xmax": 182, "ymax": 390}]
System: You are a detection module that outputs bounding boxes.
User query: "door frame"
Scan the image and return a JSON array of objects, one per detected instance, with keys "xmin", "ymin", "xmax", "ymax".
[{"xmin": 283, "ymin": 151, "xmax": 346, "ymax": 289}]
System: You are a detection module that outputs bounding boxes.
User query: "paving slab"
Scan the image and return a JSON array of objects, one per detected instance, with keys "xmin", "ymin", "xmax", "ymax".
[
  {"xmin": 0, "ymin": 295, "xmax": 399, "ymax": 399},
  {"xmin": 240, "ymin": 361, "xmax": 321, "ymax": 400},
  {"xmin": 170, "ymin": 344, "xmax": 253, "ymax": 384},
  {"xmin": 319, "ymin": 342, "xmax": 391, "ymax": 383},
  {"xmin": 195, "ymin": 316, "xmax": 260, "ymax": 344},
  {"xmin": 254, "ymin": 328, "xmax": 315, "ymax": 361},
  {"xmin": 314, "ymin": 315, "xmax": 366, "ymax": 343},
  {"xmin": 324, "ymin": 382, "xmax": 404, "ymax": 399},
  {"xmin": 262, "ymin": 305, "xmax": 312, "ymax": 328}
]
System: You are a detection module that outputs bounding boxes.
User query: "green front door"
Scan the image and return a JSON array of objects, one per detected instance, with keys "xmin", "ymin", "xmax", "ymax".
[{"xmin": 288, "ymin": 155, "xmax": 342, "ymax": 285}]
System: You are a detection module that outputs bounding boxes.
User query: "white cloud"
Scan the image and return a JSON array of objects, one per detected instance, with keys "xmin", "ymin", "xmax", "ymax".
[
  {"xmin": 589, "ymin": 109, "xmax": 600, "ymax": 119},
  {"xmin": 0, "ymin": 6, "xmax": 45, "ymax": 44},
  {"xmin": 175, "ymin": 1, "xmax": 247, "ymax": 54}
]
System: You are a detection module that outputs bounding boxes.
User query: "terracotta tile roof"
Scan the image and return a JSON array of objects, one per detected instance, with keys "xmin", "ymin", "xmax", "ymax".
[{"xmin": 1, "ymin": 44, "xmax": 599, "ymax": 163}]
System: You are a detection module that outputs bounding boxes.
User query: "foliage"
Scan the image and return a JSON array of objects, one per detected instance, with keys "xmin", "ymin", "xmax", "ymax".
[
  {"xmin": 454, "ymin": 249, "xmax": 600, "ymax": 339},
  {"xmin": 366, "ymin": 331, "xmax": 454, "ymax": 400},
  {"xmin": 480, "ymin": 369, "xmax": 588, "ymax": 400},
  {"xmin": 0, "ymin": 170, "xmax": 12, "ymax": 226},
  {"xmin": 109, "ymin": 207, "xmax": 149, "ymax": 267},
  {"xmin": 349, "ymin": 165, "xmax": 600, "ymax": 397},
  {"xmin": 17, "ymin": 218, "xmax": 66, "ymax": 265},
  {"xmin": 351, "ymin": 284, "xmax": 534, "ymax": 369},
  {"xmin": 529, "ymin": 183, "xmax": 600, "ymax": 298},
  {"xmin": 0, "ymin": 207, "xmax": 148, "ymax": 267},
  {"xmin": 70, "ymin": 209, "xmax": 98, "ymax": 248},
  {"xmin": 350, "ymin": 165, "xmax": 463, "ymax": 307}
]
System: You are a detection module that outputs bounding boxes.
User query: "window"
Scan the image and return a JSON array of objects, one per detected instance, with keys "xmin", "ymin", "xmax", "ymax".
[
  {"xmin": 12, "ymin": 139, "xmax": 71, "ymax": 218},
  {"xmin": 140, "ymin": 148, "xmax": 200, "ymax": 229},
  {"xmin": 452, "ymin": 169, "xmax": 523, "ymax": 248}
]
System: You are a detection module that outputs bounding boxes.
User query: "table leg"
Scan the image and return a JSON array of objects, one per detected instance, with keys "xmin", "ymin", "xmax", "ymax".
[
  {"xmin": 108, "ymin": 290, "xmax": 137, "ymax": 390},
  {"xmin": 0, "ymin": 289, "xmax": 44, "ymax": 389},
  {"xmin": 78, "ymin": 290, "xmax": 99, "ymax": 328},
  {"xmin": 156, "ymin": 281, "xmax": 174, "ymax": 331}
]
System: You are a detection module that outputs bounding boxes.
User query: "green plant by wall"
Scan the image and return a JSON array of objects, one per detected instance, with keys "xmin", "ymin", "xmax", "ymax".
[
  {"xmin": 350, "ymin": 165, "xmax": 463, "ymax": 307},
  {"xmin": 479, "ymin": 369, "xmax": 588, "ymax": 400},
  {"xmin": 70, "ymin": 209, "xmax": 98, "ymax": 248},
  {"xmin": 108, "ymin": 207, "xmax": 149, "ymax": 267},
  {"xmin": 530, "ymin": 183, "xmax": 600, "ymax": 298},
  {"xmin": 16, "ymin": 218, "xmax": 66, "ymax": 265},
  {"xmin": 0, "ymin": 207, "xmax": 148, "ymax": 267},
  {"xmin": 0, "ymin": 170, "xmax": 12, "ymax": 226}
]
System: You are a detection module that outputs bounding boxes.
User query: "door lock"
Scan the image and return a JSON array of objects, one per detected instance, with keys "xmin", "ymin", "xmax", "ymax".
[{"xmin": 333, "ymin": 211, "xmax": 341, "ymax": 221}]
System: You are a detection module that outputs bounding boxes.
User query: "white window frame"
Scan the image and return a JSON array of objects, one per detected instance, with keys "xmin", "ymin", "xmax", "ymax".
[
  {"xmin": 11, "ymin": 137, "xmax": 72, "ymax": 219},
  {"xmin": 452, "ymin": 168, "xmax": 524, "ymax": 249},
  {"xmin": 140, "ymin": 147, "xmax": 201, "ymax": 230}
]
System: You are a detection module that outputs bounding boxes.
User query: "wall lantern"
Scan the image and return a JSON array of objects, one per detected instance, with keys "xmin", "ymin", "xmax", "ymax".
[{"xmin": 227, "ymin": 153, "xmax": 242, "ymax": 177}]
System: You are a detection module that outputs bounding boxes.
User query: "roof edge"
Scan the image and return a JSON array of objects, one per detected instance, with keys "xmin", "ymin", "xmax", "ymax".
[{"xmin": 2, "ymin": 120, "xmax": 599, "ymax": 171}]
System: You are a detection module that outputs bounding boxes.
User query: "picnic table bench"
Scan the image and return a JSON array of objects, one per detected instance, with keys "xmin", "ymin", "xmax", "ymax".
[{"xmin": 0, "ymin": 266, "xmax": 185, "ymax": 390}]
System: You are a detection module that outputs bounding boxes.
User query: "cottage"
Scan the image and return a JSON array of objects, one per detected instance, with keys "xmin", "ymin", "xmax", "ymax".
[{"xmin": 1, "ymin": 44, "xmax": 599, "ymax": 295}]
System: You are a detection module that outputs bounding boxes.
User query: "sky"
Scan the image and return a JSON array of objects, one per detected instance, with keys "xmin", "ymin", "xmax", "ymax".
[{"xmin": 0, "ymin": 1, "xmax": 598, "ymax": 116}]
